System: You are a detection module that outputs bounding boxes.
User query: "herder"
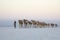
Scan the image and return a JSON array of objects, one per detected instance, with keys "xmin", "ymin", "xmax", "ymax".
[{"xmin": 14, "ymin": 21, "xmax": 16, "ymax": 28}]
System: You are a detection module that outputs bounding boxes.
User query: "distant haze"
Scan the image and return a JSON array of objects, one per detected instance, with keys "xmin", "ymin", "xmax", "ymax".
[{"xmin": 0, "ymin": 0, "xmax": 60, "ymax": 27}]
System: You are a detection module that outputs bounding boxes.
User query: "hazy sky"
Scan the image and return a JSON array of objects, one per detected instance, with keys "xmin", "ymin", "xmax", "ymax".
[{"xmin": 0, "ymin": 0, "xmax": 60, "ymax": 20}]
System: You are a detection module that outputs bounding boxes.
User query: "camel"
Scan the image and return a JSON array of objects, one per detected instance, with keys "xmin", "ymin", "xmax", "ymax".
[
  {"xmin": 27, "ymin": 21, "xmax": 32, "ymax": 28},
  {"xmin": 23, "ymin": 19, "xmax": 28, "ymax": 28},
  {"xmin": 36, "ymin": 21, "xmax": 42, "ymax": 28},
  {"xmin": 47, "ymin": 23, "xmax": 51, "ymax": 28},
  {"xmin": 55, "ymin": 24, "xmax": 58, "ymax": 27},
  {"xmin": 50, "ymin": 23, "xmax": 55, "ymax": 28},
  {"xmin": 18, "ymin": 20, "xmax": 23, "ymax": 28},
  {"xmin": 50, "ymin": 23, "xmax": 58, "ymax": 27},
  {"xmin": 37, "ymin": 21, "xmax": 47, "ymax": 28},
  {"xmin": 31, "ymin": 20, "xmax": 37, "ymax": 28},
  {"xmin": 46, "ymin": 23, "xmax": 58, "ymax": 28},
  {"xmin": 31, "ymin": 20, "xmax": 47, "ymax": 28},
  {"xmin": 41, "ymin": 22, "xmax": 48, "ymax": 27},
  {"xmin": 18, "ymin": 19, "xmax": 32, "ymax": 28},
  {"xmin": 31, "ymin": 20, "xmax": 37, "ymax": 25}
]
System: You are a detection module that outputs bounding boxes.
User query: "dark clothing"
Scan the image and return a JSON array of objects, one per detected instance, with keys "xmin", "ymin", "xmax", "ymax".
[{"xmin": 14, "ymin": 21, "xmax": 16, "ymax": 28}]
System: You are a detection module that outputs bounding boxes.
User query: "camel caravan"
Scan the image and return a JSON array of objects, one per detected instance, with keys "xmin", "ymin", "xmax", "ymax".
[{"xmin": 14, "ymin": 19, "xmax": 58, "ymax": 28}]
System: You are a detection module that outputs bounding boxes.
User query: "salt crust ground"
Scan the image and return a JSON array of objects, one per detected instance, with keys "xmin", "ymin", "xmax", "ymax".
[{"xmin": 0, "ymin": 27, "xmax": 60, "ymax": 40}]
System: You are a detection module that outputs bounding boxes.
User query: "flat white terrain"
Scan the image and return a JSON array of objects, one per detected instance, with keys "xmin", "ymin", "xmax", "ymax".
[{"xmin": 0, "ymin": 27, "xmax": 60, "ymax": 40}]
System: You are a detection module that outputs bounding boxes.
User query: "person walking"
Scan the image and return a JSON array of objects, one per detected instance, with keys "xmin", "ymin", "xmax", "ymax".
[{"xmin": 14, "ymin": 21, "xmax": 16, "ymax": 28}]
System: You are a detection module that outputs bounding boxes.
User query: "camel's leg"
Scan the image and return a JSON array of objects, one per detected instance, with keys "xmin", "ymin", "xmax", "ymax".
[
  {"xmin": 19, "ymin": 24, "xmax": 21, "ymax": 28},
  {"xmin": 28, "ymin": 24, "xmax": 31, "ymax": 28},
  {"xmin": 19, "ymin": 24, "xmax": 23, "ymax": 28},
  {"xmin": 30, "ymin": 24, "xmax": 32, "ymax": 28},
  {"xmin": 34, "ymin": 24, "xmax": 37, "ymax": 28},
  {"xmin": 24, "ymin": 24, "xmax": 27, "ymax": 28}
]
